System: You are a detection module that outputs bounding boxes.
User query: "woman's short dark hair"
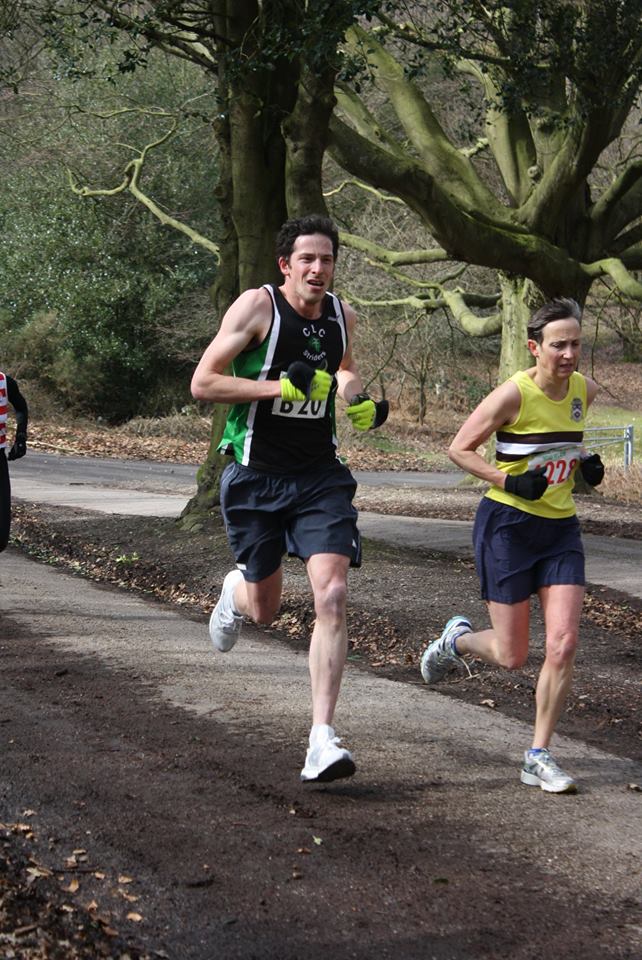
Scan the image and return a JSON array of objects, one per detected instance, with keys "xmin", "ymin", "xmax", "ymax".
[
  {"xmin": 276, "ymin": 215, "xmax": 339, "ymax": 261},
  {"xmin": 528, "ymin": 297, "xmax": 582, "ymax": 343}
]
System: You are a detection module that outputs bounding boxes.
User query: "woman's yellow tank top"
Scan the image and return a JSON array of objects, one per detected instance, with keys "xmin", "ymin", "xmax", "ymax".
[{"xmin": 485, "ymin": 370, "xmax": 587, "ymax": 519}]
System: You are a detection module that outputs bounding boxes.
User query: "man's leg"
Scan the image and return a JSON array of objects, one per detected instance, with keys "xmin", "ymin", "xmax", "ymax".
[
  {"xmin": 300, "ymin": 552, "xmax": 355, "ymax": 783},
  {"xmin": 532, "ymin": 583, "xmax": 583, "ymax": 748},
  {"xmin": 237, "ymin": 567, "xmax": 283, "ymax": 625},
  {"xmin": 305, "ymin": 553, "xmax": 350, "ymax": 725},
  {"xmin": 209, "ymin": 566, "xmax": 282, "ymax": 652}
]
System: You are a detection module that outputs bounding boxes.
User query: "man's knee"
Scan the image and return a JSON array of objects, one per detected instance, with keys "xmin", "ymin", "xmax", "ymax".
[
  {"xmin": 314, "ymin": 578, "xmax": 347, "ymax": 621},
  {"xmin": 545, "ymin": 630, "xmax": 578, "ymax": 668}
]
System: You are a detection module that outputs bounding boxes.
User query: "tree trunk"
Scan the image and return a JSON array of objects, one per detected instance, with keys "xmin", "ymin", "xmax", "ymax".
[
  {"xmin": 178, "ymin": 19, "xmax": 302, "ymax": 527},
  {"xmin": 497, "ymin": 273, "xmax": 540, "ymax": 382}
]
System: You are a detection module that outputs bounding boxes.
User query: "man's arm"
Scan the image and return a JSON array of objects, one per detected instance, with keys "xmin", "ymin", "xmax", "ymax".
[
  {"xmin": 191, "ymin": 288, "xmax": 282, "ymax": 404},
  {"xmin": 335, "ymin": 303, "xmax": 365, "ymax": 402},
  {"xmin": 336, "ymin": 302, "xmax": 390, "ymax": 430}
]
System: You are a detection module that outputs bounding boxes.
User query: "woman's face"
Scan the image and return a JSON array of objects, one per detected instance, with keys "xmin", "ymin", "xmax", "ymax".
[{"xmin": 529, "ymin": 317, "xmax": 582, "ymax": 379}]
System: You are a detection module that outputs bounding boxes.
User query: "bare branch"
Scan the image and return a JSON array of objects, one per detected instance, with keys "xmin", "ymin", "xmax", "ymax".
[
  {"xmin": 68, "ymin": 123, "xmax": 220, "ymax": 261},
  {"xmin": 591, "ymin": 157, "xmax": 642, "ymax": 229},
  {"xmin": 91, "ymin": 1, "xmax": 218, "ymax": 71},
  {"xmin": 324, "ymin": 179, "xmax": 404, "ymax": 204}
]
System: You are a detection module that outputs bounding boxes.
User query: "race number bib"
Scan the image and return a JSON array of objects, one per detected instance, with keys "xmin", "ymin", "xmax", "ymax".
[
  {"xmin": 527, "ymin": 446, "xmax": 581, "ymax": 486},
  {"xmin": 272, "ymin": 396, "xmax": 327, "ymax": 419}
]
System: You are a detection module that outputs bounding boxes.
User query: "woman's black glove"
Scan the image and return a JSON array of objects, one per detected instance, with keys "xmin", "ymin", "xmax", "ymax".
[
  {"xmin": 580, "ymin": 453, "xmax": 604, "ymax": 487},
  {"xmin": 504, "ymin": 467, "xmax": 548, "ymax": 501}
]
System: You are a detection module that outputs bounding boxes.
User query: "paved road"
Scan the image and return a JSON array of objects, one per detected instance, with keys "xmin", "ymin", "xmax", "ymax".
[
  {"xmin": 10, "ymin": 452, "xmax": 641, "ymax": 599},
  {"xmin": 14, "ymin": 452, "xmax": 464, "ymax": 494}
]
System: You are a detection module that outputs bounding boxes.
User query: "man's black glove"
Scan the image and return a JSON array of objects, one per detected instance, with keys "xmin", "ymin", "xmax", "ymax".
[
  {"xmin": 346, "ymin": 394, "xmax": 389, "ymax": 431},
  {"xmin": 280, "ymin": 362, "xmax": 332, "ymax": 402},
  {"xmin": 580, "ymin": 453, "xmax": 604, "ymax": 487},
  {"xmin": 7, "ymin": 433, "xmax": 27, "ymax": 461},
  {"xmin": 504, "ymin": 466, "xmax": 548, "ymax": 501}
]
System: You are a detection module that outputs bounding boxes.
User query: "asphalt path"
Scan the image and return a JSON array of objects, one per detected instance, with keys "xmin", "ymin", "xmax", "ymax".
[
  {"xmin": 10, "ymin": 452, "xmax": 642, "ymax": 599},
  {"xmin": 13, "ymin": 452, "xmax": 465, "ymax": 494}
]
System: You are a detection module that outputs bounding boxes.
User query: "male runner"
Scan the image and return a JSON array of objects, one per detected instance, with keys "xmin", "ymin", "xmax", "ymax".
[{"xmin": 191, "ymin": 215, "xmax": 387, "ymax": 783}]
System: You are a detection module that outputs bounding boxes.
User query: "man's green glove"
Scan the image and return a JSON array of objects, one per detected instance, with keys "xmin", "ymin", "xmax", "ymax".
[
  {"xmin": 280, "ymin": 361, "xmax": 333, "ymax": 402},
  {"xmin": 346, "ymin": 393, "xmax": 389, "ymax": 431}
]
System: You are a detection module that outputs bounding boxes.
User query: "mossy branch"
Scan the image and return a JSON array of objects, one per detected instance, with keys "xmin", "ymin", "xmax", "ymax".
[
  {"xmin": 440, "ymin": 290, "xmax": 502, "ymax": 336},
  {"xmin": 591, "ymin": 157, "xmax": 642, "ymax": 226},
  {"xmin": 363, "ymin": 258, "xmax": 467, "ymax": 290},
  {"xmin": 340, "ymin": 232, "xmax": 449, "ymax": 265},
  {"xmin": 338, "ymin": 287, "xmax": 500, "ymax": 327},
  {"xmin": 334, "ymin": 83, "xmax": 403, "ymax": 156},
  {"xmin": 581, "ymin": 256, "xmax": 642, "ymax": 299}
]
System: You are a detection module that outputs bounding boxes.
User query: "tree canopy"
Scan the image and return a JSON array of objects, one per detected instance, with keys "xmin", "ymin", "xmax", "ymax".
[{"xmin": 327, "ymin": 1, "xmax": 642, "ymax": 373}]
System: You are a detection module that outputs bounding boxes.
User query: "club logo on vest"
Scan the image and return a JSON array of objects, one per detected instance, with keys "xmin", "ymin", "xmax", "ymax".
[
  {"xmin": 571, "ymin": 397, "xmax": 583, "ymax": 421},
  {"xmin": 302, "ymin": 323, "xmax": 326, "ymax": 363}
]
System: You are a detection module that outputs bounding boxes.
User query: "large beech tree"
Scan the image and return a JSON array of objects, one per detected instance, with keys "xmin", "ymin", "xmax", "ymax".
[{"xmin": 329, "ymin": 2, "xmax": 642, "ymax": 376}]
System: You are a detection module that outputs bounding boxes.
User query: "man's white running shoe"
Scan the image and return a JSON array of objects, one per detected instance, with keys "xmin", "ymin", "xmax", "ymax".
[
  {"xmin": 520, "ymin": 749, "xmax": 577, "ymax": 794},
  {"xmin": 209, "ymin": 569, "xmax": 243, "ymax": 652},
  {"xmin": 300, "ymin": 725, "xmax": 356, "ymax": 783}
]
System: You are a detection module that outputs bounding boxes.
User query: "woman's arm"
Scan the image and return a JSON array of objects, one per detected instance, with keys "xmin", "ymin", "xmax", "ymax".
[{"xmin": 448, "ymin": 380, "xmax": 522, "ymax": 488}]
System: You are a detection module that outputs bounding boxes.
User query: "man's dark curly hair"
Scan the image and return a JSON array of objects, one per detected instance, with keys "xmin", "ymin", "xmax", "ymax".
[
  {"xmin": 528, "ymin": 297, "xmax": 582, "ymax": 343},
  {"xmin": 275, "ymin": 215, "xmax": 339, "ymax": 261}
]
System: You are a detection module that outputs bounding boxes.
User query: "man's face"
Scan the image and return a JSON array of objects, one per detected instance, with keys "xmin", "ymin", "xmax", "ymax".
[
  {"xmin": 279, "ymin": 233, "xmax": 335, "ymax": 310},
  {"xmin": 528, "ymin": 317, "xmax": 582, "ymax": 378}
]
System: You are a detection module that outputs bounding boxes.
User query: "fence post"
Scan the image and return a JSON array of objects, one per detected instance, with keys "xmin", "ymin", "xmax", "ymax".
[
  {"xmin": 624, "ymin": 425, "xmax": 634, "ymax": 469},
  {"xmin": 584, "ymin": 424, "xmax": 635, "ymax": 469}
]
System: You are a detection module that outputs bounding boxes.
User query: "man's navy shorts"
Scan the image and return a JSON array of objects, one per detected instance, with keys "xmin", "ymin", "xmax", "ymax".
[
  {"xmin": 473, "ymin": 497, "xmax": 585, "ymax": 604},
  {"xmin": 220, "ymin": 460, "xmax": 361, "ymax": 582}
]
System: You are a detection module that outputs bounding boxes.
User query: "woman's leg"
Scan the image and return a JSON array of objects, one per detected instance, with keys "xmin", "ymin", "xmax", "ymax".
[
  {"xmin": 456, "ymin": 598, "xmax": 531, "ymax": 669},
  {"xmin": 531, "ymin": 583, "xmax": 584, "ymax": 748}
]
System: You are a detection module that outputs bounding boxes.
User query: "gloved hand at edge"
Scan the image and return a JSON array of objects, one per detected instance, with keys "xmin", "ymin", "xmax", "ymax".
[
  {"xmin": 280, "ymin": 362, "xmax": 333, "ymax": 402},
  {"xmin": 7, "ymin": 432, "xmax": 27, "ymax": 461},
  {"xmin": 504, "ymin": 466, "xmax": 548, "ymax": 501},
  {"xmin": 346, "ymin": 393, "xmax": 389, "ymax": 431},
  {"xmin": 580, "ymin": 453, "xmax": 604, "ymax": 487}
]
